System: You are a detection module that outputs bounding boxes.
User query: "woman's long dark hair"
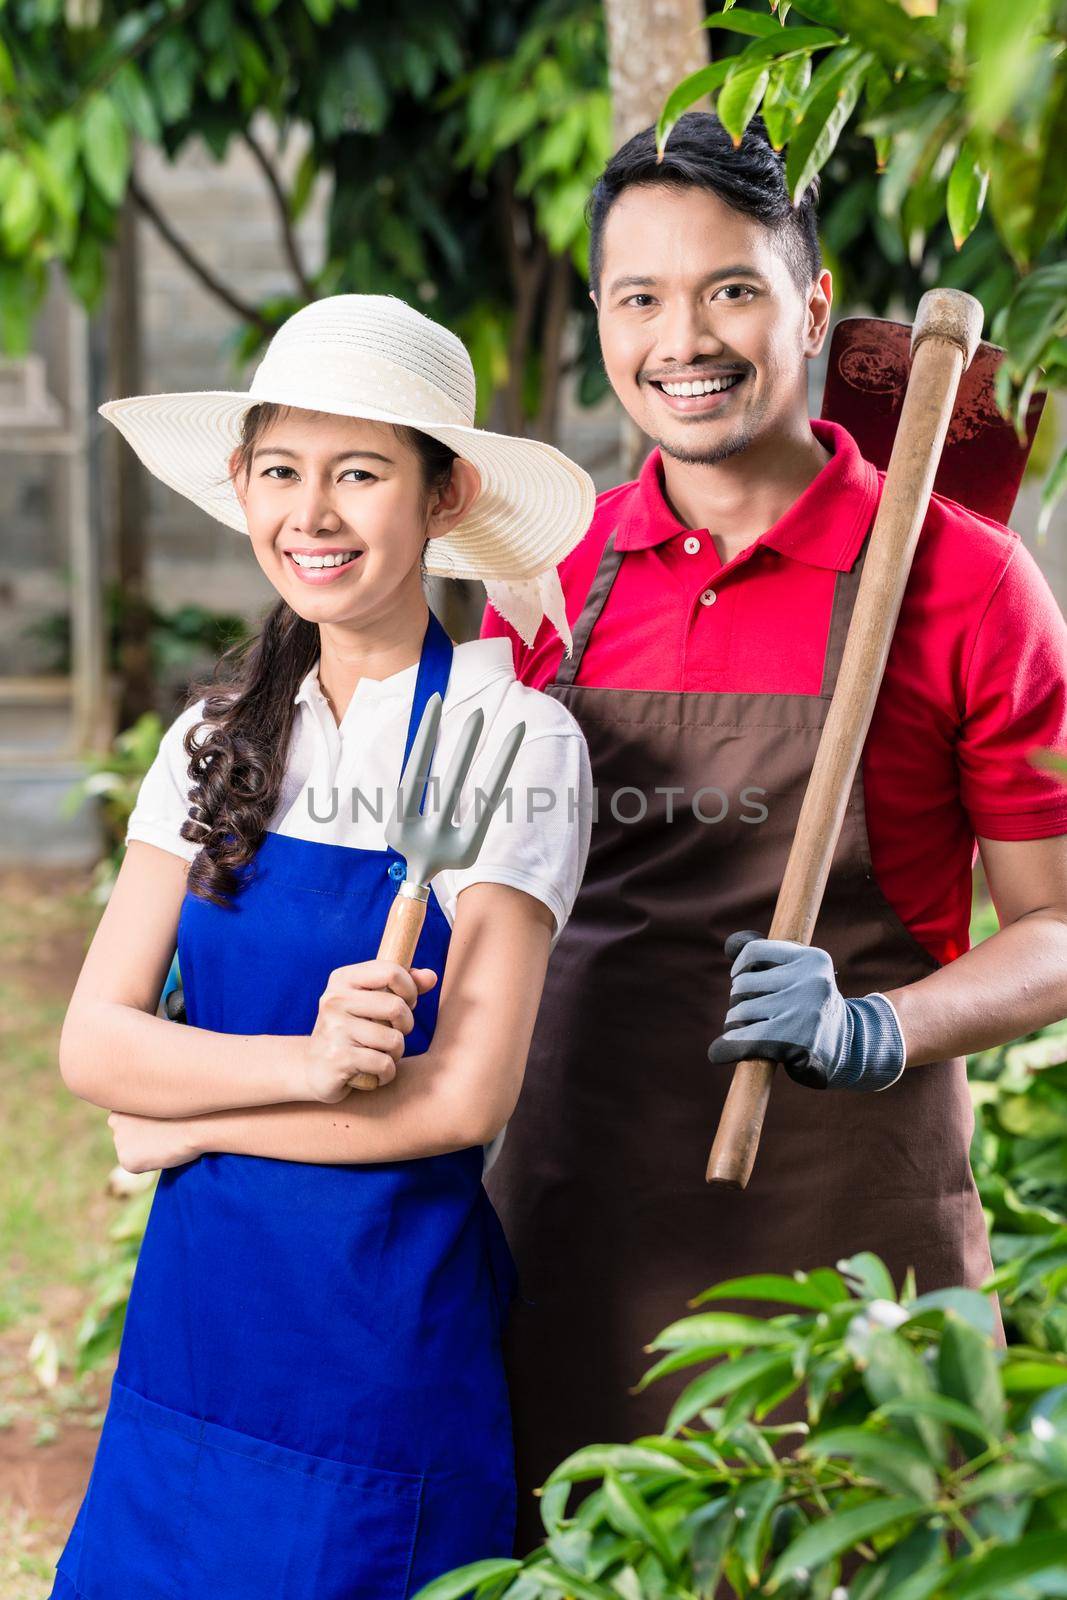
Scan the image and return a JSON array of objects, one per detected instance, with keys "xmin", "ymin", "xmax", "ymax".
[{"xmin": 179, "ymin": 402, "xmax": 457, "ymax": 907}]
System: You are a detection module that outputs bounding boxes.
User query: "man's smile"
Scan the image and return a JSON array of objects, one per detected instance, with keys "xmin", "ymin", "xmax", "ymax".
[{"xmin": 644, "ymin": 369, "xmax": 749, "ymax": 416}]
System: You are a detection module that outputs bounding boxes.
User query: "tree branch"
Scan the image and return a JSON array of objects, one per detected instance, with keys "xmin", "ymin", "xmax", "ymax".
[
  {"xmin": 241, "ymin": 126, "xmax": 315, "ymax": 301},
  {"xmin": 129, "ymin": 173, "xmax": 273, "ymax": 334}
]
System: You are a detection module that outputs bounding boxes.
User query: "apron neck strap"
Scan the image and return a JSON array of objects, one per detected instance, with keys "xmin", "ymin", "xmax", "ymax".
[
  {"xmin": 552, "ymin": 526, "xmax": 624, "ymax": 688},
  {"xmin": 401, "ymin": 609, "xmax": 454, "ymax": 777},
  {"xmin": 552, "ymin": 516, "xmax": 876, "ymax": 697}
]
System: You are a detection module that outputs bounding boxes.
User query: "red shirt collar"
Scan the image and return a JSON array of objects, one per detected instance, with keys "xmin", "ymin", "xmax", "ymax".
[{"xmin": 614, "ymin": 418, "xmax": 880, "ymax": 572}]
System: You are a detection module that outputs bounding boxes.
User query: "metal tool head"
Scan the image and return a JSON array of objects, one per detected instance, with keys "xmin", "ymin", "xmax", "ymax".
[{"xmin": 384, "ymin": 693, "xmax": 526, "ymax": 890}]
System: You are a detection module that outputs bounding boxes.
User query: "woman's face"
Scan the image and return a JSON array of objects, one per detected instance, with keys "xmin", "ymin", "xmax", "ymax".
[{"xmin": 231, "ymin": 409, "xmax": 465, "ymax": 625}]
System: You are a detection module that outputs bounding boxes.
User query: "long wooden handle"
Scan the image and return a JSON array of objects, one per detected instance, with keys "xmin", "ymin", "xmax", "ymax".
[
  {"xmin": 348, "ymin": 890, "xmax": 428, "ymax": 1091},
  {"xmin": 706, "ymin": 288, "xmax": 984, "ymax": 1190}
]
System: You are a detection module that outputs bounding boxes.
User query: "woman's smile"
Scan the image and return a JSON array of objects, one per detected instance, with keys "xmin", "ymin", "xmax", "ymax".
[{"xmin": 283, "ymin": 545, "xmax": 365, "ymax": 585}]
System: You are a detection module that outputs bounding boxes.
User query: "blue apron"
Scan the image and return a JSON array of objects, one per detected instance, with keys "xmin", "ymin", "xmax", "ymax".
[{"xmin": 50, "ymin": 611, "xmax": 519, "ymax": 1600}]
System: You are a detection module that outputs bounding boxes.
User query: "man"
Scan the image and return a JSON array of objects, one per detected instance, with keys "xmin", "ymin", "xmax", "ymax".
[{"xmin": 481, "ymin": 112, "xmax": 1067, "ymax": 1546}]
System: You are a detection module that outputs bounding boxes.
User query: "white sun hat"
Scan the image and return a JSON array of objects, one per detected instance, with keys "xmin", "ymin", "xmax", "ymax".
[{"xmin": 98, "ymin": 293, "xmax": 596, "ymax": 653}]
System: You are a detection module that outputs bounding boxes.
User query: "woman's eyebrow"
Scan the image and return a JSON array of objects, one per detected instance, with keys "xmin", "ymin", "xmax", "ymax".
[{"xmin": 251, "ymin": 447, "xmax": 394, "ymax": 464}]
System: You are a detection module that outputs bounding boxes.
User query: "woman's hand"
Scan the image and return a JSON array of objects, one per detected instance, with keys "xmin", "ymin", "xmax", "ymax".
[
  {"xmin": 299, "ymin": 959, "xmax": 438, "ymax": 1103},
  {"xmin": 107, "ymin": 1109, "xmax": 202, "ymax": 1172}
]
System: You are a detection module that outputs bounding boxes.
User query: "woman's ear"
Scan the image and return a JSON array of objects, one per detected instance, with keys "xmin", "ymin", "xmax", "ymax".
[{"xmin": 426, "ymin": 457, "xmax": 481, "ymax": 542}]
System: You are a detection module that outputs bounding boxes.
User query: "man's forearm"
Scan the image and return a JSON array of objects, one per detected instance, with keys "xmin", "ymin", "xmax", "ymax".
[
  {"xmin": 60, "ymin": 1000, "xmax": 302, "ymax": 1118},
  {"xmin": 182, "ymin": 1051, "xmax": 474, "ymax": 1165},
  {"xmin": 885, "ymin": 910, "xmax": 1067, "ymax": 1067}
]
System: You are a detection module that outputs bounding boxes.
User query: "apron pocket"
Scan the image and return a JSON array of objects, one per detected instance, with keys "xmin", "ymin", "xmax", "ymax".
[
  {"xmin": 75, "ymin": 1380, "xmax": 202, "ymax": 1600},
  {"xmin": 181, "ymin": 1403, "xmax": 423, "ymax": 1600},
  {"xmin": 73, "ymin": 1380, "xmax": 423, "ymax": 1600}
]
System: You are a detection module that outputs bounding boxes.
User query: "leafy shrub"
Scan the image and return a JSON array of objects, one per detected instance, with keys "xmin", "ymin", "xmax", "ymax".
[{"xmin": 416, "ymin": 1247, "xmax": 1067, "ymax": 1600}]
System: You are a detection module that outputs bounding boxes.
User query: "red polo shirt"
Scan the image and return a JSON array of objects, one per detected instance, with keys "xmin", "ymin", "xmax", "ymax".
[{"xmin": 481, "ymin": 418, "xmax": 1067, "ymax": 965}]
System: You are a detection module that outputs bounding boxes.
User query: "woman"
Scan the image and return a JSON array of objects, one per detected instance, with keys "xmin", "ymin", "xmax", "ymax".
[{"xmin": 48, "ymin": 294, "xmax": 594, "ymax": 1600}]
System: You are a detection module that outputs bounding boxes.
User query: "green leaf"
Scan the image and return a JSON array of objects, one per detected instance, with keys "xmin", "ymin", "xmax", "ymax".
[
  {"xmin": 693, "ymin": 1272, "xmax": 842, "ymax": 1311},
  {"xmin": 149, "ymin": 32, "xmax": 199, "ymax": 125},
  {"xmin": 735, "ymin": 1479, "xmax": 783, "ymax": 1586},
  {"xmin": 805, "ymin": 1426, "xmax": 939, "ymax": 1501},
  {"xmin": 737, "ymin": 25, "xmax": 843, "ymax": 67},
  {"xmin": 938, "ymin": 1311, "xmax": 1005, "ymax": 1454},
  {"xmin": 839, "ymin": 1252, "xmax": 898, "ymax": 1302},
  {"xmin": 649, "ymin": 1312, "xmax": 798, "ymax": 1353},
  {"xmin": 861, "ymin": 1332, "xmax": 947, "ymax": 1463},
  {"xmin": 110, "ymin": 62, "xmax": 161, "ymax": 144},
  {"xmin": 1000, "ymin": 263, "xmax": 1067, "ymax": 378},
  {"xmin": 947, "ymin": 139, "xmax": 989, "ymax": 250},
  {"xmin": 666, "ymin": 1351, "xmax": 795, "ymax": 1433},
  {"xmin": 0, "ymin": 159, "xmax": 43, "ymax": 254},
  {"xmin": 718, "ymin": 61, "xmax": 771, "ymax": 146},
  {"xmin": 785, "ymin": 48, "xmax": 873, "ymax": 202},
  {"xmin": 703, "ymin": 10, "xmax": 784, "ymax": 37},
  {"xmin": 942, "ymin": 1530, "xmax": 1067, "ymax": 1598},
  {"xmin": 656, "ymin": 61, "xmax": 731, "ymax": 154},
  {"xmin": 767, "ymin": 1497, "xmax": 923, "ymax": 1592},
  {"xmin": 545, "ymin": 1443, "xmax": 701, "ymax": 1487},
  {"xmin": 1037, "ymin": 443, "xmax": 1067, "ymax": 539},
  {"xmin": 602, "ymin": 1471, "xmax": 677, "ymax": 1575},
  {"xmin": 761, "ymin": 54, "xmax": 813, "ymax": 149},
  {"xmin": 409, "ymin": 1557, "xmax": 522, "ymax": 1600},
  {"xmin": 872, "ymin": 1394, "xmax": 996, "ymax": 1448},
  {"xmin": 81, "ymin": 94, "xmax": 130, "ymax": 207}
]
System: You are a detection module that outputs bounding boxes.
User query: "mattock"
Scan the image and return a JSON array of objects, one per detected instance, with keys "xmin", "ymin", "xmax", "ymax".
[{"xmin": 348, "ymin": 693, "xmax": 526, "ymax": 1090}]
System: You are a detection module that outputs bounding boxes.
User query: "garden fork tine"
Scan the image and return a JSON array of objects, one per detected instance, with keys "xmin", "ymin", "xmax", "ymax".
[{"xmin": 346, "ymin": 696, "xmax": 526, "ymax": 1092}]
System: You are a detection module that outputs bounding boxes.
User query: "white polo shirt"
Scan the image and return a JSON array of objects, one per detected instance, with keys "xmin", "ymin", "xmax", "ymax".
[{"xmin": 126, "ymin": 634, "xmax": 593, "ymax": 1170}]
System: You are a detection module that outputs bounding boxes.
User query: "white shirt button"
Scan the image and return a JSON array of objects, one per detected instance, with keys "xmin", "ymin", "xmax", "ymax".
[
  {"xmin": 683, "ymin": 535, "xmax": 702, "ymax": 555},
  {"xmin": 700, "ymin": 588, "xmax": 717, "ymax": 607}
]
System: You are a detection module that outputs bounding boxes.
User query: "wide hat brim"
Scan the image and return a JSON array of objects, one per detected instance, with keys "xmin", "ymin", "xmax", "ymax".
[{"xmin": 98, "ymin": 388, "xmax": 596, "ymax": 583}]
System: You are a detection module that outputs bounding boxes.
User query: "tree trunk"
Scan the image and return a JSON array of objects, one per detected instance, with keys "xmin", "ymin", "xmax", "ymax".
[
  {"xmin": 603, "ymin": 0, "xmax": 710, "ymax": 475},
  {"xmin": 110, "ymin": 165, "xmax": 155, "ymax": 728},
  {"xmin": 604, "ymin": 0, "xmax": 710, "ymax": 148}
]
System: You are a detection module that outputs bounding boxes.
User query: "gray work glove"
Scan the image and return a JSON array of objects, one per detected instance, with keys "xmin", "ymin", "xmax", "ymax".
[{"xmin": 707, "ymin": 930, "xmax": 907, "ymax": 1091}]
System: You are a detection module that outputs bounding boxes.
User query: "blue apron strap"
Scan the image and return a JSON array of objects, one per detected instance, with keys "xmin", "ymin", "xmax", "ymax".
[{"xmin": 401, "ymin": 609, "xmax": 454, "ymax": 788}]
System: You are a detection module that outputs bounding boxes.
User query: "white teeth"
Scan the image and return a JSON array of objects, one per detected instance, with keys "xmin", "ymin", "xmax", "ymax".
[
  {"xmin": 660, "ymin": 374, "xmax": 742, "ymax": 397},
  {"xmin": 290, "ymin": 551, "xmax": 360, "ymax": 569}
]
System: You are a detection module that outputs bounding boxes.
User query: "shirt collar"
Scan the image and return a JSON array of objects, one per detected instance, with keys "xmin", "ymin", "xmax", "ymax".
[
  {"xmin": 293, "ymin": 635, "xmax": 514, "ymax": 715},
  {"xmin": 614, "ymin": 418, "xmax": 879, "ymax": 573}
]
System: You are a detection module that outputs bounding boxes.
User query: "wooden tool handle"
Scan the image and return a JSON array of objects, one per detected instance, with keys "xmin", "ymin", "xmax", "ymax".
[
  {"xmin": 348, "ymin": 890, "xmax": 428, "ymax": 1091},
  {"xmin": 706, "ymin": 288, "xmax": 984, "ymax": 1191}
]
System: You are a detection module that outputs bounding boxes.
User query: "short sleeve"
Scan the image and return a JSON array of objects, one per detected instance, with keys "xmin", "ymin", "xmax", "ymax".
[
  {"xmin": 432, "ymin": 727, "xmax": 593, "ymax": 949},
  {"xmin": 958, "ymin": 543, "xmax": 1067, "ymax": 840},
  {"xmin": 124, "ymin": 698, "xmax": 209, "ymax": 862}
]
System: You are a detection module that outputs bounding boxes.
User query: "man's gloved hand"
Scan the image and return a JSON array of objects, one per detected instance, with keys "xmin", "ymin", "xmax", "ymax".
[{"xmin": 707, "ymin": 930, "xmax": 907, "ymax": 1091}]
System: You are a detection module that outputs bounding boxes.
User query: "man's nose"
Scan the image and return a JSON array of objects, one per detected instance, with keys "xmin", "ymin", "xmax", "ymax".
[{"xmin": 654, "ymin": 299, "xmax": 726, "ymax": 367}]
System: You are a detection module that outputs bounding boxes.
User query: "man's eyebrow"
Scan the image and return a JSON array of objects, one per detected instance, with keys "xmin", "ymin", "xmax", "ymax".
[
  {"xmin": 251, "ymin": 447, "xmax": 394, "ymax": 465},
  {"xmin": 606, "ymin": 264, "xmax": 768, "ymax": 297}
]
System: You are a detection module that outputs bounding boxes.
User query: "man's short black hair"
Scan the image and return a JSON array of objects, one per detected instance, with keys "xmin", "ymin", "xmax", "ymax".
[{"xmin": 587, "ymin": 111, "xmax": 822, "ymax": 298}]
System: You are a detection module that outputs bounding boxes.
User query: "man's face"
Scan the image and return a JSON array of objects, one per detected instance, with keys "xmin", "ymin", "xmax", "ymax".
[{"xmin": 594, "ymin": 183, "xmax": 831, "ymax": 466}]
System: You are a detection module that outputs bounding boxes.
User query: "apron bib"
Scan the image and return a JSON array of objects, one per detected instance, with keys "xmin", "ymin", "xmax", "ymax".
[
  {"xmin": 485, "ymin": 527, "xmax": 996, "ymax": 1549},
  {"xmin": 51, "ymin": 612, "xmax": 518, "ymax": 1600}
]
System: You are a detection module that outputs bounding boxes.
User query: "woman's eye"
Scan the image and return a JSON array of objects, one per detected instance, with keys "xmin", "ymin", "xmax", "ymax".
[
  {"xmin": 263, "ymin": 464, "xmax": 296, "ymax": 479},
  {"xmin": 340, "ymin": 469, "xmax": 375, "ymax": 483}
]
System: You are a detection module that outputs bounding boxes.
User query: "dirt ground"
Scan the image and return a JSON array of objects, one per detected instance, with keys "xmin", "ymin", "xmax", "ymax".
[{"xmin": 0, "ymin": 869, "xmax": 117, "ymax": 1598}]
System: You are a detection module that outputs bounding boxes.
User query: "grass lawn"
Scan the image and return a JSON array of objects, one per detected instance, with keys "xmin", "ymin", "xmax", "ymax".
[{"xmin": 0, "ymin": 869, "xmax": 117, "ymax": 1599}]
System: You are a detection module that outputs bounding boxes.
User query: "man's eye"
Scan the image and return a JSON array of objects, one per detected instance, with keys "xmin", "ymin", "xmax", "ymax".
[
  {"xmin": 623, "ymin": 294, "xmax": 656, "ymax": 308},
  {"xmin": 716, "ymin": 285, "xmax": 756, "ymax": 301}
]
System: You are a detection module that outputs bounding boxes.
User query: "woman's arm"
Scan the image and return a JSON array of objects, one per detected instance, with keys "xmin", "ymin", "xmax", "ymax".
[
  {"xmin": 61, "ymin": 841, "xmax": 310, "ymax": 1117},
  {"xmin": 145, "ymin": 880, "xmax": 556, "ymax": 1165}
]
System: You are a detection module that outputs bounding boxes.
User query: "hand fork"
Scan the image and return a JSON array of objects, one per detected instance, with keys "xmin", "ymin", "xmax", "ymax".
[{"xmin": 348, "ymin": 694, "xmax": 526, "ymax": 1089}]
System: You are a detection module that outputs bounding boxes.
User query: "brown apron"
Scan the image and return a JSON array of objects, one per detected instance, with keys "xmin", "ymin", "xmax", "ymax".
[{"xmin": 486, "ymin": 524, "xmax": 998, "ymax": 1550}]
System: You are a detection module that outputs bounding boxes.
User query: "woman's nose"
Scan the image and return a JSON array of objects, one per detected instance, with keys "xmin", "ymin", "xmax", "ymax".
[{"xmin": 291, "ymin": 481, "xmax": 342, "ymax": 534}]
